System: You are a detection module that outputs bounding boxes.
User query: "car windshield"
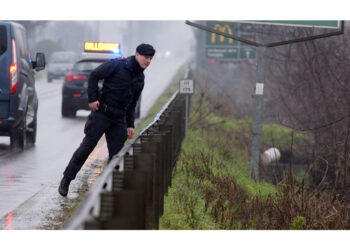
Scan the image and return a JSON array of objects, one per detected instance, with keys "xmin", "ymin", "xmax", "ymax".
[
  {"xmin": 51, "ymin": 53, "xmax": 77, "ymax": 63},
  {"xmin": 72, "ymin": 61, "xmax": 105, "ymax": 72}
]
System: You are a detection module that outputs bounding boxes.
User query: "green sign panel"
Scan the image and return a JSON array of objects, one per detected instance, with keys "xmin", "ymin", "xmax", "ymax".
[
  {"xmin": 206, "ymin": 21, "xmax": 256, "ymax": 61},
  {"xmin": 240, "ymin": 47, "xmax": 255, "ymax": 59},
  {"xmin": 239, "ymin": 20, "xmax": 340, "ymax": 28},
  {"xmin": 206, "ymin": 47, "xmax": 239, "ymax": 59}
]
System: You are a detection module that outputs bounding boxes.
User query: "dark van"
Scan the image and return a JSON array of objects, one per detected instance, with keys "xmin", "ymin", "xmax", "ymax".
[{"xmin": 0, "ymin": 22, "xmax": 45, "ymax": 150}]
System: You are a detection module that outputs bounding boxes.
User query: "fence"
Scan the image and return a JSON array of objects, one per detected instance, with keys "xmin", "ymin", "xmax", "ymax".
[{"xmin": 64, "ymin": 67, "xmax": 190, "ymax": 229}]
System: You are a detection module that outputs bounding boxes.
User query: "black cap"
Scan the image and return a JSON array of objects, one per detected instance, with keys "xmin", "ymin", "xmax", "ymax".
[{"xmin": 136, "ymin": 43, "xmax": 155, "ymax": 56}]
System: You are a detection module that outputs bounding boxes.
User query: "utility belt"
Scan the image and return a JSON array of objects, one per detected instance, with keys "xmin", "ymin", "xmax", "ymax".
[{"xmin": 100, "ymin": 101, "xmax": 129, "ymax": 117}]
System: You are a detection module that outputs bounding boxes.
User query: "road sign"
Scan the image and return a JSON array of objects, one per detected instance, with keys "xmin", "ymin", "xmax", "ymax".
[
  {"xmin": 206, "ymin": 47, "xmax": 239, "ymax": 59},
  {"xmin": 240, "ymin": 47, "xmax": 256, "ymax": 59},
  {"xmin": 180, "ymin": 79, "xmax": 194, "ymax": 94},
  {"xmin": 206, "ymin": 21, "xmax": 256, "ymax": 61}
]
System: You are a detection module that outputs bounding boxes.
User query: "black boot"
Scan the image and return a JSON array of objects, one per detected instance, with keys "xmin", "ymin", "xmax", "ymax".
[{"xmin": 58, "ymin": 176, "xmax": 72, "ymax": 197}]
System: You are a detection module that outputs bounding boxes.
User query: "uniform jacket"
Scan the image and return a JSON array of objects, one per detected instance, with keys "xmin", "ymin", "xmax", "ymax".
[{"xmin": 88, "ymin": 56, "xmax": 145, "ymax": 128}]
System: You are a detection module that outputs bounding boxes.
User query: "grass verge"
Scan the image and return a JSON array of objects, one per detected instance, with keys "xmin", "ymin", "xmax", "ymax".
[{"xmin": 159, "ymin": 70, "xmax": 350, "ymax": 229}]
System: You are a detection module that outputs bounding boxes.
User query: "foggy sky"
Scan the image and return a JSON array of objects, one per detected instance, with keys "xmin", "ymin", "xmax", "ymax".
[{"xmin": 37, "ymin": 21, "xmax": 194, "ymax": 58}]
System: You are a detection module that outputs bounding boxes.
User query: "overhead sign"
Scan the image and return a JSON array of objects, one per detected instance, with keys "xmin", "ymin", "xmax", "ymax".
[
  {"xmin": 179, "ymin": 79, "xmax": 194, "ymax": 94},
  {"xmin": 236, "ymin": 20, "xmax": 340, "ymax": 29},
  {"xmin": 206, "ymin": 21, "xmax": 256, "ymax": 61}
]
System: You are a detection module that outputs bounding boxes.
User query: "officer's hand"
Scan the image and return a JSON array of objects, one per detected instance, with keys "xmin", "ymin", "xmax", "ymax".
[
  {"xmin": 89, "ymin": 101, "xmax": 100, "ymax": 112},
  {"xmin": 127, "ymin": 128, "xmax": 134, "ymax": 139}
]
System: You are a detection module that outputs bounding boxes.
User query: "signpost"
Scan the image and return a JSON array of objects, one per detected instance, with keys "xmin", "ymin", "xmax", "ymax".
[
  {"xmin": 180, "ymin": 79, "xmax": 194, "ymax": 138},
  {"xmin": 186, "ymin": 20, "xmax": 344, "ymax": 181},
  {"xmin": 180, "ymin": 79, "xmax": 194, "ymax": 94}
]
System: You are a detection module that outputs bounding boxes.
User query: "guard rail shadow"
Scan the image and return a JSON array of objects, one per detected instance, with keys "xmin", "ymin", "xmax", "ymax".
[{"xmin": 64, "ymin": 66, "xmax": 191, "ymax": 230}]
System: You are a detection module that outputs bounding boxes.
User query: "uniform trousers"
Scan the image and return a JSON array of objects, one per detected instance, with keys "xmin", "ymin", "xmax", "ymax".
[{"xmin": 63, "ymin": 109, "xmax": 128, "ymax": 180}]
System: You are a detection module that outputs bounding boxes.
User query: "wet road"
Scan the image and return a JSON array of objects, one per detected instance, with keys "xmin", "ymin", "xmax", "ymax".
[{"xmin": 0, "ymin": 57, "xmax": 185, "ymax": 229}]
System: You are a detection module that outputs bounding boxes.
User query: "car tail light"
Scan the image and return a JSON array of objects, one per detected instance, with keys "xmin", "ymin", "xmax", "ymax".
[
  {"xmin": 10, "ymin": 39, "xmax": 18, "ymax": 94},
  {"xmin": 65, "ymin": 74, "xmax": 87, "ymax": 83}
]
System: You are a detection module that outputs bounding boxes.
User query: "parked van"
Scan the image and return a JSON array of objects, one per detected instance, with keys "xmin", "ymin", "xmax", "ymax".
[{"xmin": 0, "ymin": 22, "xmax": 45, "ymax": 149}]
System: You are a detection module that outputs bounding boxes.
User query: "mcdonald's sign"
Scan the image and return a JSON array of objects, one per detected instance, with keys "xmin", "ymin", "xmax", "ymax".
[
  {"xmin": 205, "ymin": 21, "xmax": 256, "ymax": 60},
  {"xmin": 206, "ymin": 21, "xmax": 238, "ymax": 45},
  {"xmin": 211, "ymin": 24, "xmax": 234, "ymax": 44}
]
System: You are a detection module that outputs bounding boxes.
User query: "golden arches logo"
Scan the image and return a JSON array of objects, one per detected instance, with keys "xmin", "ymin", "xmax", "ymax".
[{"xmin": 211, "ymin": 24, "xmax": 234, "ymax": 44}]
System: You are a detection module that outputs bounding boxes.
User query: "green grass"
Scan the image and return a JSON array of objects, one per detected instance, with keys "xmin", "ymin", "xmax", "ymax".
[
  {"xmin": 261, "ymin": 123, "xmax": 313, "ymax": 150},
  {"xmin": 159, "ymin": 121, "xmax": 278, "ymax": 229},
  {"xmin": 201, "ymin": 113, "xmax": 313, "ymax": 151}
]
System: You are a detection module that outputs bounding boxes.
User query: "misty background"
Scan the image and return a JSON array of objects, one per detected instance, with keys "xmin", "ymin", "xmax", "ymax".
[{"xmin": 19, "ymin": 21, "xmax": 194, "ymax": 63}]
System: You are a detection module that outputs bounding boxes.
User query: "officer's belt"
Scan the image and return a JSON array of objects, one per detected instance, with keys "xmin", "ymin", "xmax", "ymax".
[{"xmin": 100, "ymin": 101, "xmax": 129, "ymax": 113}]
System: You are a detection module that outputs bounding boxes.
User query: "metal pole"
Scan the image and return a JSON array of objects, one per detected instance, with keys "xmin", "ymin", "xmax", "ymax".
[{"xmin": 250, "ymin": 46, "xmax": 266, "ymax": 181}]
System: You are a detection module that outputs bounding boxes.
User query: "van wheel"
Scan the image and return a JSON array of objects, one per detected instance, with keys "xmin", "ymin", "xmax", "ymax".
[
  {"xmin": 10, "ymin": 114, "xmax": 27, "ymax": 150},
  {"xmin": 27, "ymin": 117, "xmax": 37, "ymax": 145}
]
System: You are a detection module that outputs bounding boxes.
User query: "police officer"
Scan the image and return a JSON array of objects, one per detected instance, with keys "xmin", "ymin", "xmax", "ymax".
[{"xmin": 59, "ymin": 44, "xmax": 156, "ymax": 197}]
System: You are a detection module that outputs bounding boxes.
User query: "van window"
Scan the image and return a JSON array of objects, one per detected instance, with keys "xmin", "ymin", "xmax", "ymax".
[
  {"xmin": 0, "ymin": 26, "xmax": 7, "ymax": 56},
  {"xmin": 14, "ymin": 27, "xmax": 27, "ymax": 60}
]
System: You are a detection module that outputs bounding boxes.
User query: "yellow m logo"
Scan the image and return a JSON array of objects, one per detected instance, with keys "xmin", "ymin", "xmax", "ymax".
[{"xmin": 211, "ymin": 24, "xmax": 234, "ymax": 44}]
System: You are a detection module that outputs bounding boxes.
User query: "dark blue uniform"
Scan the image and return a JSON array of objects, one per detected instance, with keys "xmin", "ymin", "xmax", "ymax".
[{"xmin": 63, "ymin": 56, "xmax": 144, "ymax": 180}]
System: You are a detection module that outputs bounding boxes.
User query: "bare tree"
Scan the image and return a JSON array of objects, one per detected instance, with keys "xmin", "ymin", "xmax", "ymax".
[{"xmin": 265, "ymin": 22, "xmax": 350, "ymax": 192}]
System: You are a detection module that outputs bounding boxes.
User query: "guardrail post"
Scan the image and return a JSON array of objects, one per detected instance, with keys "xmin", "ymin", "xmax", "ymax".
[
  {"xmin": 141, "ymin": 140, "xmax": 161, "ymax": 227},
  {"xmin": 148, "ymin": 133, "xmax": 167, "ymax": 216},
  {"xmin": 133, "ymin": 142, "xmax": 142, "ymax": 154},
  {"xmin": 141, "ymin": 140, "xmax": 161, "ymax": 229},
  {"xmin": 159, "ymin": 125, "xmax": 174, "ymax": 188},
  {"xmin": 153, "ymin": 126, "xmax": 172, "ymax": 187},
  {"xmin": 132, "ymin": 153, "xmax": 157, "ymax": 229}
]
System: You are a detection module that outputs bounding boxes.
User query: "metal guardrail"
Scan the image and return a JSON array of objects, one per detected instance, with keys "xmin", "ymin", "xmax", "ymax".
[{"xmin": 64, "ymin": 66, "xmax": 190, "ymax": 230}]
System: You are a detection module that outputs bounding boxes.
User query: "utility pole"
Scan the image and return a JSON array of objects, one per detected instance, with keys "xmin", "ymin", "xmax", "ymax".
[{"xmin": 250, "ymin": 46, "xmax": 266, "ymax": 181}]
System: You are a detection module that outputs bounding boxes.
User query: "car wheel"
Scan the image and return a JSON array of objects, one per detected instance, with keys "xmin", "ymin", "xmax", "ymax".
[
  {"xmin": 62, "ymin": 101, "xmax": 76, "ymax": 117},
  {"xmin": 10, "ymin": 113, "xmax": 27, "ymax": 150},
  {"xmin": 27, "ymin": 116, "xmax": 37, "ymax": 145}
]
